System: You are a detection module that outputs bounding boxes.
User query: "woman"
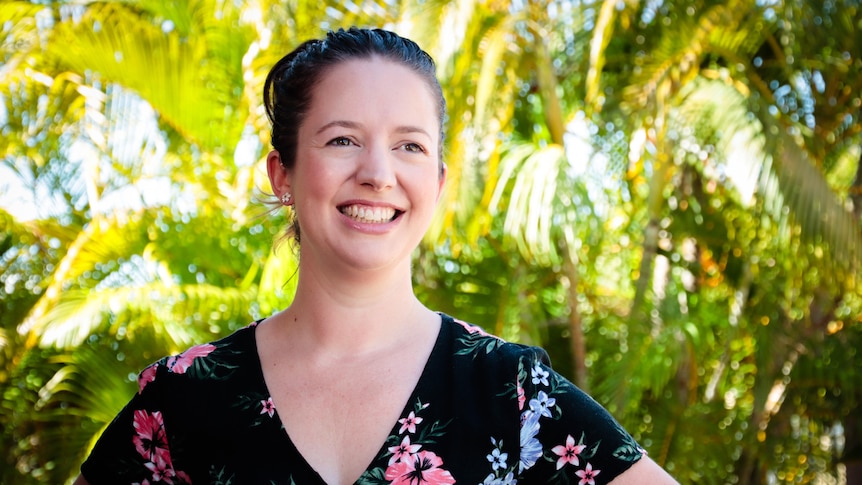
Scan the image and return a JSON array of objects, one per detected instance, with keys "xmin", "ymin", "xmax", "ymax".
[{"xmin": 75, "ymin": 28, "xmax": 677, "ymax": 484}]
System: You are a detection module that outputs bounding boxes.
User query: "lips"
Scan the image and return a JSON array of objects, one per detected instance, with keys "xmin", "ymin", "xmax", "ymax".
[{"xmin": 339, "ymin": 204, "xmax": 401, "ymax": 223}]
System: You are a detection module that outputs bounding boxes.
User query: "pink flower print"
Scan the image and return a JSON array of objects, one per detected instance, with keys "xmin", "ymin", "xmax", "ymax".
[
  {"xmin": 398, "ymin": 411, "xmax": 423, "ymax": 434},
  {"xmin": 144, "ymin": 452, "xmax": 176, "ymax": 483},
  {"xmin": 132, "ymin": 410, "xmax": 170, "ymax": 463},
  {"xmin": 516, "ymin": 383, "xmax": 526, "ymax": 411},
  {"xmin": 575, "ymin": 462, "xmax": 601, "ymax": 485},
  {"xmin": 453, "ymin": 318, "xmax": 493, "ymax": 337},
  {"xmin": 260, "ymin": 397, "xmax": 276, "ymax": 417},
  {"xmin": 132, "ymin": 481, "xmax": 151, "ymax": 485},
  {"xmin": 166, "ymin": 343, "xmax": 216, "ymax": 374},
  {"xmin": 388, "ymin": 435, "xmax": 422, "ymax": 465},
  {"xmin": 552, "ymin": 434, "xmax": 586, "ymax": 469},
  {"xmin": 384, "ymin": 450, "xmax": 455, "ymax": 485},
  {"xmin": 138, "ymin": 364, "xmax": 158, "ymax": 394}
]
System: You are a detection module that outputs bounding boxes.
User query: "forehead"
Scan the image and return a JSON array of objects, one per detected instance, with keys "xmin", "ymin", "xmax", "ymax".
[{"xmin": 304, "ymin": 57, "xmax": 441, "ymax": 132}]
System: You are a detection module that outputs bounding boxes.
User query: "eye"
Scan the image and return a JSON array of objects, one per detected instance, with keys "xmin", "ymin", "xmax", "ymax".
[
  {"xmin": 327, "ymin": 136, "xmax": 355, "ymax": 147},
  {"xmin": 401, "ymin": 142, "xmax": 426, "ymax": 154}
]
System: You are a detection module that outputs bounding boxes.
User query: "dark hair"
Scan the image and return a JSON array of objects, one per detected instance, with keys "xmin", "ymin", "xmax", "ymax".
[
  {"xmin": 264, "ymin": 27, "xmax": 446, "ymax": 168},
  {"xmin": 263, "ymin": 27, "xmax": 446, "ymax": 244}
]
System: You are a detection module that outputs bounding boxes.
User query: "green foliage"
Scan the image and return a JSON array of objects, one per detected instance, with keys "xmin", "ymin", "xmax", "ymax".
[{"xmin": 1, "ymin": 0, "xmax": 860, "ymax": 484}]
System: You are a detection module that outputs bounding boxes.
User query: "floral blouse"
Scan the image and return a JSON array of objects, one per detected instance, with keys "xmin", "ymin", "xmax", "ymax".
[{"xmin": 81, "ymin": 313, "xmax": 644, "ymax": 484}]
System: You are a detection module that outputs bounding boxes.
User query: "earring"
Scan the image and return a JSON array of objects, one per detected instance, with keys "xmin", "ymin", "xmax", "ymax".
[{"xmin": 280, "ymin": 192, "xmax": 291, "ymax": 205}]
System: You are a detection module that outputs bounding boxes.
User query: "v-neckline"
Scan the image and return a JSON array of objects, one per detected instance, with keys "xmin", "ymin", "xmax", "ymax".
[{"xmin": 248, "ymin": 313, "xmax": 451, "ymax": 483}]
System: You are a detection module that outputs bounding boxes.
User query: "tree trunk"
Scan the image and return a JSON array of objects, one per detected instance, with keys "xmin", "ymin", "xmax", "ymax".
[
  {"xmin": 563, "ymin": 251, "xmax": 588, "ymax": 392},
  {"xmin": 631, "ymin": 152, "xmax": 670, "ymax": 320},
  {"xmin": 846, "ymin": 146, "xmax": 862, "ymax": 485},
  {"xmin": 850, "ymin": 148, "xmax": 862, "ymax": 221},
  {"xmin": 844, "ymin": 411, "xmax": 862, "ymax": 485}
]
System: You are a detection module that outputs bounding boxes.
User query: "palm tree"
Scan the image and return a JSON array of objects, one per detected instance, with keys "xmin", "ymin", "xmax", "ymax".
[
  {"xmin": 1, "ymin": 0, "xmax": 278, "ymax": 480},
  {"xmin": 515, "ymin": 0, "xmax": 862, "ymax": 482},
  {"xmin": 420, "ymin": 0, "xmax": 861, "ymax": 482},
  {"xmin": 3, "ymin": 0, "xmax": 861, "ymax": 482},
  {"xmin": 0, "ymin": 0, "xmax": 463, "ymax": 481}
]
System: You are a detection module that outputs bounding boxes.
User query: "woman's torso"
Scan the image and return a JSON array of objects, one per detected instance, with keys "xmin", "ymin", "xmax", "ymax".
[{"xmin": 81, "ymin": 314, "xmax": 644, "ymax": 484}]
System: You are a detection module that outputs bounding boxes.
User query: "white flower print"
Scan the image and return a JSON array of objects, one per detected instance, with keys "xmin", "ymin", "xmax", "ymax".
[
  {"xmin": 531, "ymin": 363, "xmax": 549, "ymax": 387},
  {"xmin": 486, "ymin": 447, "xmax": 508, "ymax": 471},
  {"xmin": 528, "ymin": 390, "xmax": 556, "ymax": 418},
  {"xmin": 481, "ymin": 472, "xmax": 517, "ymax": 485},
  {"xmin": 519, "ymin": 411, "xmax": 542, "ymax": 473}
]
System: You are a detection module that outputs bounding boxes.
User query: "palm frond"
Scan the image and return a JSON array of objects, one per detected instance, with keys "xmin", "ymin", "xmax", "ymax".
[
  {"xmin": 29, "ymin": 344, "xmax": 143, "ymax": 481},
  {"xmin": 0, "ymin": 1, "xmax": 46, "ymax": 74},
  {"xmin": 36, "ymin": 281, "xmax": 256, "ymax": 349},
  {"xmin": 489, "ymin": 142, "xmax": 595, "ymax": 267},
  {"xmin": 761, "ymin": 128, "xmax": 862, "ymax": 284},
  {"xmin": 45, "ymin": 2, "xmax": 247, "ymax": 151},
  {"xmin": 677, "ymin": 77, "xmax": 862, "ymax": 287},
  {"xmin": 395, "ymin": 0, "xmax": 456, "ymax": 56},
  {"xmin": 257, "ymin": 245, "xmax": 299, "ymax": 317},
  {"xmin": 17, "ymin": 211, "xmax": 152, "ymax": 337},
  {"xmin": 623, "ymin": 1, "xmax": 757, "ymax": 112},
  {"xmin": 584, "ymin": 0, "xmax": 619, "ymax": 111},
  {"xmin": 425, "ymin": 7, "xmax": 526, "ymax": 250}
]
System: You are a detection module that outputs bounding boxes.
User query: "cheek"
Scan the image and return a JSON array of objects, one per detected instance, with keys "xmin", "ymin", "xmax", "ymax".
[
  {"xmin": 296, "ymin": 159, "xmax": 340, "ymax": 199},
  {"xmin": 409, "ymin": 176, "xmax": 444, "ymax": 212}
]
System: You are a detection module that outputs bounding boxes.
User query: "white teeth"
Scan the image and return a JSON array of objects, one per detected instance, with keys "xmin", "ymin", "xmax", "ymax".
[{"xmin": 341, "ymin": 204, "xmax": 396, "ymax": 223}]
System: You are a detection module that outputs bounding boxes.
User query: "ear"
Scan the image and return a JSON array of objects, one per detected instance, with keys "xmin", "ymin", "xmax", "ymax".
[
  {"xmin": 267, "ymin": 150, "xmax": 291, "ymax": 198},
  {"xmin": 436, "ymin": 162, "xmax": 447, "ymax": 202}
]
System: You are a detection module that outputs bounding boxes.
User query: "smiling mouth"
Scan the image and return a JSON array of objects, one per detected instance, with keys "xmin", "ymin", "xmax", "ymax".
[{"xmin": 339, "ymin": 204, "xmax": 402, "ymax": 224}]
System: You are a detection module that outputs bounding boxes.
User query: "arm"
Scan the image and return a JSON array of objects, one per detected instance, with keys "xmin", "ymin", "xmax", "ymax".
[{"xmin": 608, "ymin": 456, "xmax": 679, "ymax": 484}]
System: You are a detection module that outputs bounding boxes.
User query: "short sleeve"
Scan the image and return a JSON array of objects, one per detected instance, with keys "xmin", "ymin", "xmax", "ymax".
[
  {"xmin": 80, "ymin": 358, "xmax": 193, "ymax": 485},
  {"xmin": 515, "ymin": 348, "xmax": 645, "ymax": 483}
]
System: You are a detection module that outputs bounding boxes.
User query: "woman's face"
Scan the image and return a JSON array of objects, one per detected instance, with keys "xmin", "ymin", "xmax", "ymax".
[{"xmin": 274, "ymin": 56, "xmax": 445, "ymax": 275}]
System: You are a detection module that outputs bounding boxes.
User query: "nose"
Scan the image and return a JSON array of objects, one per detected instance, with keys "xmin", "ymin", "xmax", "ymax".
[{"xmin": 356, "ymin": 143, "xmax": 396, "ymax": 191}]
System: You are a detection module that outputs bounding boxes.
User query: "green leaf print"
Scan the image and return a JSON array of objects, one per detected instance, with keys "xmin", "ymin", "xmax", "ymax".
[
  {"xmin": 209, "ymin": 465, "xmax": 235, "ymax": 485},
  {"xmin": 454, "ymin": 332, "xmax": 504, "ymax": 357},
  {"xmin": 356, "ymin": 467, "xmax": 389, "ymax": 485}
]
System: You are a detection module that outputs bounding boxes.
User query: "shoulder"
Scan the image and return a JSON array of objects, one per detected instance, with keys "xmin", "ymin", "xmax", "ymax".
[
  {"xmin": 439, "ymin": 314, "xmax": 648, "ymax": 483},
  {"xmin": 441, "ymin": 313, "xmax": 547, "ymax": 366},
  {"xmin": 137, "ymin": 323, "xmax": 258, "ymax": 394},
  {"xmin": 608, "ymin": 456, "xmax": 679, "ymax": 484},
  {"xmin": 79, "ymin": 324, "xmax": 264, "ymax": 483},
  {"xmin": 438, "ymin": 313, "xmax": 554, "ymax": 399}
]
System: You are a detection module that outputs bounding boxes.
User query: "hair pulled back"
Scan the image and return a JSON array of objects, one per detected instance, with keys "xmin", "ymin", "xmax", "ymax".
[{"xmin": 263, "ymin": 27, "xmax": 446, "ymax": 173}]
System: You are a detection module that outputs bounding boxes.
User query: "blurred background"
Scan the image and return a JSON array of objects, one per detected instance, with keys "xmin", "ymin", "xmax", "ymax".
[{"xmin": 1, "ymin": 0, "xmax": 860, "ymax": 483}]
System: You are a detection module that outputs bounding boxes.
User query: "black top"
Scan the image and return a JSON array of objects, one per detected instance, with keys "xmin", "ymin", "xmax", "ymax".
[{"xmin": 81, "ymin": 314, "xmax": 644, "ymax": 484}]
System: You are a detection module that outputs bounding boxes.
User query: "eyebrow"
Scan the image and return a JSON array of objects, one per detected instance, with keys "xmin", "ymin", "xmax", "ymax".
[
  {"xmin": 316, "ymin": 120, "xmax": 361, "ymax": 135},
  {"xmin": 394, "ymin": 126, "xmax": 433, "ymax": 139},
  {"xmin": 316, "ymin": 120, "xmax": 432, "ymax": 139}
]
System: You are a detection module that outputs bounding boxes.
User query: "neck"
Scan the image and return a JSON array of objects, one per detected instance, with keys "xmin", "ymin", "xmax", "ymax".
[{"xmin": 273, "ymin": 258, "xmax": 434, "ymax": 358}]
